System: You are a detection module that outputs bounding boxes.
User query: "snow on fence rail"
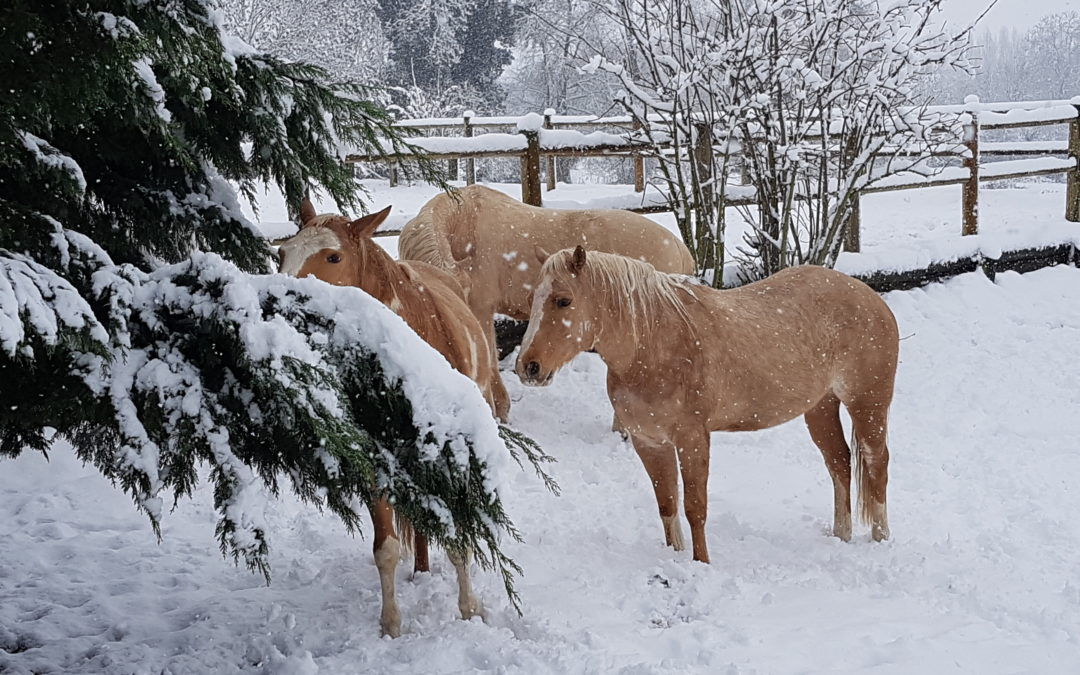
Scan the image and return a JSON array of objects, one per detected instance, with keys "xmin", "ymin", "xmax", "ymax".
[{"xmin": 346, "ymin": 99, "xmax": 1080, "ymax": 245}]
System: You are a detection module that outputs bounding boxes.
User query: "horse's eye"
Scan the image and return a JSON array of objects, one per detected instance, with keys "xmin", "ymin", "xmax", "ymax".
[
  {"xmin": 555, "ymin": 297, "xmax": 572, "ymax": 308},
  {"xmin": 327, "ymin": 253, "xmax": 342, "ymax": 264}
]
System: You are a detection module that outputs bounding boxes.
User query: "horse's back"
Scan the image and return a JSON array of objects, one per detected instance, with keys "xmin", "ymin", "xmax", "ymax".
[
  {"xmin": 721, "ymin": 265, "xmax": 899, "ymax": 405},
  {"xmin": 403, "ymin": 259, "xmax": 468, "ymax": 302},
  {"xmin": 402, "ymin": 186, "xmax": 691, "ymax": 273},
  {"xmin": 569, "ymin": 210, "xmax": 695, "ymax": 275},
  {"xmin": 401, "ymin": 184, "xmax": 695, "ymax": 317},
  {"xmin": 399, "ymin": 260, "xmax": 491, "ymax": 379},
  {"xmin": 759, "ymin": 266, "xmax": 896, "ymax": 334}
]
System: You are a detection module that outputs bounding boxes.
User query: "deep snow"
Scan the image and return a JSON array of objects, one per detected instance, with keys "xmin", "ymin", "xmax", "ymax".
[{"xmin": 2, "ymin": 181, "xmax": 1080, "ymax": 674}]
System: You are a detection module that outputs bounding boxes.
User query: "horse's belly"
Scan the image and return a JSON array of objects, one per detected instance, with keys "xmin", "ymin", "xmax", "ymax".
[
  {"xmin": 707, "ymin": 382, "xmax": 828, "ymax": 432},
  {"xmin": 712, "ymin": 408, "xmax": 803, "ymax": 432}
]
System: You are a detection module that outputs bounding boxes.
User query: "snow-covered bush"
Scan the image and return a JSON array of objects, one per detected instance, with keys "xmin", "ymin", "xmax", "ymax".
[{"xmin": 586, "ymin": 0, "xmax": 978, "ymax": 281}]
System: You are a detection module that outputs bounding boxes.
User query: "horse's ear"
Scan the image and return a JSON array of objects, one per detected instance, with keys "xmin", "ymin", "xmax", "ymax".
[
  {"xmin": 569, "ymin": 245, "xmax": 587, "ymax": 274},
  {"xmin": 350, "ymin": 205, "xmax": 392, "ymax": 238},
  {"xmin": 534, "ymin": 246, "xmax": 551, "ymax": 265},
  {"xmin": 299, "ymin": 197, "xmax": 318, "ymax": 228}
]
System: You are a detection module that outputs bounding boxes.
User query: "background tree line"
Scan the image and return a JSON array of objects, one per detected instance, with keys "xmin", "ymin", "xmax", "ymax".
[
  {"xmin": 221, "ymin": 2, "xmax": 1080, "ymax": 120},
  {"xmin": 927, "ymin": 12, "xmax": 1080, "ymax": 106}
]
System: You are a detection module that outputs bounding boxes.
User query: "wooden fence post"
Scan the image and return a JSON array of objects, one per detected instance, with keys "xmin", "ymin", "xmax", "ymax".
[
  {"xmin": 520, "ymin": 129, "xmax": 543, "ymax": 206},
  {"xmin": 464, "ymin": 111, "xmax": 475, "ymax": 186},
  {"xmin": 1067, "ymin": 105, "xmax": 1080, "ymax": 222},
  {"xmin": 632, "ymin": 117, "xmax": 645, "ymax": 193},
  {"xmin": 544, "ymin": 108, "xmax": 556, "ymax": 192},
  {"xmin": 962, "ymin": 110, "xmax": 979, "ymax": 236},
  {"xmin": 388, "ymin": 160, "xmax": 398, "ymax": 188}
]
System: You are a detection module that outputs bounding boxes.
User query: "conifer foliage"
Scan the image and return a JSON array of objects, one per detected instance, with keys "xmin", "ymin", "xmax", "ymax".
[{"xmin": 0, "ymin": 0, "xmax": 546, "ymax": 603}]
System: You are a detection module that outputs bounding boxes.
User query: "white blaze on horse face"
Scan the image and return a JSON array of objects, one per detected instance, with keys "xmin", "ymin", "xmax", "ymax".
[
  {"xmin": 278, "ymin": 228, "xmax": 342, "ymax": 277},
  {"xmin": 519, "ymin": 275, "xmax": 553, "ymax": 357}
]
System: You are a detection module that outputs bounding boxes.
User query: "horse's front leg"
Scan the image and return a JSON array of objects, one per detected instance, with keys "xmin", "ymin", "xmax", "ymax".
[
  {"xmin": 370, "ymin": 499, "xmax": 402, "ymax": 637},
  {"xmin": 629, "ymin": 433, "xmax": 685, "ymax": 551},
  {"xmin": 674, "ymin": 428, "xmax": 712, "ymax": 563}
]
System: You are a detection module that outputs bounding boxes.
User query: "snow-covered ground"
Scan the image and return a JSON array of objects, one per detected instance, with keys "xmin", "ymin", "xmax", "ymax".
[{"xmin": 3, "ymin": 181, "xmax": 1080, "ymax": 673}]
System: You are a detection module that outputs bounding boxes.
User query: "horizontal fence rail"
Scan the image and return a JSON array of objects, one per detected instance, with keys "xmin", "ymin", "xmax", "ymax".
[
  {"xmin": 489, "ymin": 240, "xmax": 1079, "ymax": 357},
  {"xmin": 347, "ymin": 98, "xmax": 1080, "ymax": 244}
]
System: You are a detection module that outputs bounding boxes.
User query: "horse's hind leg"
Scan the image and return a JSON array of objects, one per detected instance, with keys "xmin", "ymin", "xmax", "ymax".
[
  {"xmin": 489, "ymin": 370, "xmax": 511, "ymax": 423},
  {"xmin": 847, "ymin": 400, "xmax": 891, "ymax": 542},
  {"xmin": 481, "ymin": 312, "xmax": 511, "ymax": 422},
  {"xmin": 804, "ymin": 393, "xmax": 853, "ymax": 541},
  {"xmin": 447, "ymin": 548, "xmax": 485, "ymax": 622},
  {"xmin": 630, "ymin": 434, "xmax": 685, "ymax": 552},
  {"xmin": 674, "ymin": 428, "xmax": 712, "ymax": 564},
  {"xmin": 370, "ymin": 499, "xmax": 402, "ymax": 637}
]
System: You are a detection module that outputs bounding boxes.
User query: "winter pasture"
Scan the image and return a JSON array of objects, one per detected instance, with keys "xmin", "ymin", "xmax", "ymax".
[{"xmin": 2, "ymin": 180, "xmax": 1079, "ymax": 674}]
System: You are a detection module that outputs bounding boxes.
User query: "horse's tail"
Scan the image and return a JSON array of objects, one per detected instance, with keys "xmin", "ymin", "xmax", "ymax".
[
  {"xmin": 399, "ymin": 209, "xmax": 456, "ymax": 271},
  {"xmin": 398, "ymin": 209, "xmax": 472, "ymax": 300},
  {"xmin": 393, "ymin": 512, "xmax": 415, "ymax": 562},
  {"xmin": 851, "ymin": 430, "xmax": 873, "ymax": 527}
]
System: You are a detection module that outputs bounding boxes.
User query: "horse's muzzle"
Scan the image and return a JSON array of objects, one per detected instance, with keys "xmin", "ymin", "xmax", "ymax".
[{"xmin": 516, "ymin": 360, "xmax": 554, "ymax": 387}]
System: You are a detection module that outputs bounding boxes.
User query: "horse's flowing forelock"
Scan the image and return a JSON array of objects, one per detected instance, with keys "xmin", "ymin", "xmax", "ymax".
[{"xmin": 548, "ymin": 251, "xmax": 696, "ymax": 341}]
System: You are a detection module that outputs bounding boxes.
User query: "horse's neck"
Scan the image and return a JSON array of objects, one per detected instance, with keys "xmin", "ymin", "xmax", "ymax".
[
  {"xmin": 590, "ymin": 282, "xmax": 653, "ymax": 375},
  {"xmin": 593, "ymin": 277, "xmax": 704, "ymax": 376},
  {"xmin": 358, "ymin": 243, "xmax": 410, "ymax": 309}
]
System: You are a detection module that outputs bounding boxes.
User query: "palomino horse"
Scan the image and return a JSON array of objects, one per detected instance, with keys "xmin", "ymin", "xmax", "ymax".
[
  {"xmin": 278, "ymin": 199, "xmax": 505, "ymax": 637},
  {"xmin": 398, "ymin": 185, "xmax": 696, "ymax": 358},
  {"xmin": 516, "ymin": 247, "xmax": 898, "ymax": 563}
]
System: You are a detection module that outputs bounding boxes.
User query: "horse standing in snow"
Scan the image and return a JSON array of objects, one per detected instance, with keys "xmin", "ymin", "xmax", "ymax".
[
  {"xmin": 278, "ymin": 199, "xmax": 500, "ymax": 637},
  {"xmin": 398, "ymin": 184, "xmax": 696, "ymax": 359},
  {"xmin": 516, "ymin": 247, "xmax": 898, "ymax": 563}
]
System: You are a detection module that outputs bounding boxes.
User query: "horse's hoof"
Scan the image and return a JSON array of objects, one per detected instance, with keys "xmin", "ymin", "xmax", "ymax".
[
  {"xmin": 871, "ymin": 524, "xmax": 890, "ymax": 542},
  {"xmin": 459, "ymin": 602, "xmax": 486, "ymax": 623},
  {"xmin": 833, "ymin": 526, "xmax": 852, "ymax": 542},
  {"xmin": 380, "ymin": 610, "xmax": 402, "ymax": 638}
]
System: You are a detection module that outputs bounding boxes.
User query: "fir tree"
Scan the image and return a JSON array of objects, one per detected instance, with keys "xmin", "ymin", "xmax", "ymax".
[{"xmin": 0, "ymin": 0, "xmax": 549, "ymax": 605}]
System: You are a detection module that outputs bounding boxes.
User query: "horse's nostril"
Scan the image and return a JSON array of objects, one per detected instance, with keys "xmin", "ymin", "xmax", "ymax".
[{"xmin": 525, "ymin": 361, "xmax": 540, "ymax": 379}]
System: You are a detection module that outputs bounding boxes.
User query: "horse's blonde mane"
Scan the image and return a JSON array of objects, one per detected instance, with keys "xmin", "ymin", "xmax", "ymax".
[{"xmin": 547, "ymin": 250, "xmax": 697, "ymax": 340}]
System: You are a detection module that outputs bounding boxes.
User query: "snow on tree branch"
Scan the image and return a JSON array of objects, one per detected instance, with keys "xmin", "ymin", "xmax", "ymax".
[
  {"xmin": 0, "ymin": 0, "xmax": 546, "ymax": 608},
  {"xmin": 588, "ymin": 0, "xmax": 979, "ymax": 280}
]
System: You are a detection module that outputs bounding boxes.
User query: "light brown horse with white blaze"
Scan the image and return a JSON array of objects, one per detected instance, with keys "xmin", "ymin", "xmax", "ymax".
[
  {"xmin": 278, "ymin": 199, "xmax": 503, "ymax": 637},
  {"xmin": 516, "ymin": 247, "xmax": 898, "ymax": 563},
  {"xmin": 398, "ymin": 185, "xmax": 696, "ymax": 355}
]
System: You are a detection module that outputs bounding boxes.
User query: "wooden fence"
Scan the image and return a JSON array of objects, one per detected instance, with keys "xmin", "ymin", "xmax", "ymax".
[{"xmin": 346, "ymin": 100, "xmax": 1080, "ymax": 250}]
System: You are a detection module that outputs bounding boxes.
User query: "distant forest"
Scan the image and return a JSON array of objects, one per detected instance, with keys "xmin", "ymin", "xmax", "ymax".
[{"xmin": 221, "ymin": 2, "xmax": 1080, "ymax": 118}]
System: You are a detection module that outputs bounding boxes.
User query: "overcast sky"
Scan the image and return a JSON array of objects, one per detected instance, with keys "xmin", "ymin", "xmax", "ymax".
[{"xmin": 941, "ymin": 0, "xmax": 1080, "ymax": 32}]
